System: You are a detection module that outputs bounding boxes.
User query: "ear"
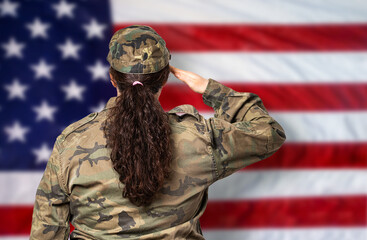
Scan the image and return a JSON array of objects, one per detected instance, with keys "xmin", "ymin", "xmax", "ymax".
[{"xmin": 110, "ymin": 73, "xmax": 117, "ymax": 87}]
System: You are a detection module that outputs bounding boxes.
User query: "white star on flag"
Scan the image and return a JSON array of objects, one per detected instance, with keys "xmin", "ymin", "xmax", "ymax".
[
  {"xmin": 30, "ymin": 59, "xmax": 55, "ymax": 80},
  {"xmin": 61, "ymin": 79, "xmax": 86, "ymax": 101},
  {"xmin": 87, "ymin": 60, "xmax": 109, "ymax": 81},
  {"xmin": 4, "ymin": 78, "xmax": 29, "ymax": 100},
  {"xmin": 82, "ymin": 18, "xmax": 107, "ymax": 39},
  {"xmin": 57, "ymin": 38, "xmax": 82, "ymax": 60},
  {"xmin": 1, "ymin": 37, "xmax": 26, "ymax": 58},
  {"xmin": 32, "ymin": 100, "xmax": 58, "ymax": 122},
  {"xmin": 32, "ymin": 143, "xmax": 52, "ymax": 164},
  {"xmin": 90, "ymin": 101, "xmax": 106, "ymax": 113},
  {"xmin": 0, "ymin": 0, "xmax": 19, "ymax": 17},
  {"xmin": 4, "ymin": 120, "xmax": 30, "ymax": 143},
  {"xmin": 26, "ymin": 18, "xmax": 50, "ymax": 39},
  {"xmin": 52, "ymin": 0, "xmax": 76, "ymax": 19}
]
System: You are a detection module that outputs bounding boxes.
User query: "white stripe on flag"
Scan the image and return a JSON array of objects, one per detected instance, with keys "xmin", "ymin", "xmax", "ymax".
[
  {"xmin": 271, "ymin": 111, "xmax": 367, "ymax": 142},
  {"xmin": 2, "ymin": 169, "xmax": 367, "ymax": 204},
  {"xmin": 203, "ymin": 228, "xmax": 367, "ymax": 240},
  {"xmin": 1, "ymin": 172, "xmax": 42, "ymax": 205},
  {"xmin": 167, "ymin": 52, "xmax": 367, "ymax": 83},
  {"xmin": 209, "ymin": 170, "xmax": 367, "ymax": 200},
  {"xmin": 201, "ymin": 111, "xmax": 367, "ymax": 142},
  {"xmin": 111, "ymin": 0, "xmax": 367, "ymax": 24}
]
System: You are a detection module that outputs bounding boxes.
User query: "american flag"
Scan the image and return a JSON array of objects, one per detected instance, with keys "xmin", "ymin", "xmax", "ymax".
[{"xmin": 1, "ymin": 0, "xmax": 366, "ymax": 239}]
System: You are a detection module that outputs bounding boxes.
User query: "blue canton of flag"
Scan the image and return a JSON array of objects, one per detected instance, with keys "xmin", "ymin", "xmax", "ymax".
[{"xmin": 0, "ymin": 0, "xmax": 114, "ymax": 171}]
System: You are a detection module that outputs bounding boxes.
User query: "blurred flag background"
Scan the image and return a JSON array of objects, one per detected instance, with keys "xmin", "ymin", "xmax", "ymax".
[{"xmin": 1, "ymin": 0, "xmax": 366, "ymax": 239}]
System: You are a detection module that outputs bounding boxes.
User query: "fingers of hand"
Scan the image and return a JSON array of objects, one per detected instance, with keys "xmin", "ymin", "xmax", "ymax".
[
  {"xmin": 169, "ymin": 65, "xmax": 177, "ymax": 74},
  {"xmin": 169, "ymin": 66, "xmax": 201, "ymax": 86},
  {"xmin": 171, "ymin": 66, "xmax": 189, "ymax": 82},
  {"xmin": 169, "ymin": 65, "xmax": 182, "ymax": 78}
]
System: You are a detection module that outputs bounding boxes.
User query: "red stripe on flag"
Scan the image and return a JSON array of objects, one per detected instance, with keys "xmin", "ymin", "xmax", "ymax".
[
  {"xmin": 245, "ymin": 143, "xmax": 367, "ymax": 169},
  {"xmin": 2, "ymin": 196, "xmax": 366, "ymax": 234},
  {"xmin": 114, "ymin": 24, "xmax": 367, "ymax": 51},
  {"xmin": 0, "ymin": 206, "xmax": 75, "ymax": 235},
  {"xmin": 161, "ymin": 83, "xmax": 367, "ymax": 111},
  {"xmin": 0, "ymin": 206, "xmax": 32, "ymax": 235},
  {"xmin": 201, "ymin": 195, "xmax": 367, "ymax": 229}
]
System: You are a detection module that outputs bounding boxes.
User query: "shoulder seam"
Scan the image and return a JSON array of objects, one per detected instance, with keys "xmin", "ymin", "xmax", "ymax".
[
  {"xmin": 57, "ymin": 150, "xmax": 70, "ymax": 197},
  {"xmin": 59, "ymin": 112, "xmax": 98, "ymax": 146},
  {"xmin": 203, "ymin": 119, "xmax": 219, "ymax": 182},
  {"xmin": 168, "ymin": 104, "xmax": 201, "ymax": 121}
]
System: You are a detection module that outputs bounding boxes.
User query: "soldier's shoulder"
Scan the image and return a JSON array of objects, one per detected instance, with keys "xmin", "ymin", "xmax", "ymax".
[
  {"xmin": 56, "ymin": 112, "xmax": 100, "ymax": 150},
  {"xmin": 168, "ymin": 104, "xmax": 203, "ymax": 122},
  {"xmin": 167, "ymin": 104, "xmax": 209, "ymax": 136}
]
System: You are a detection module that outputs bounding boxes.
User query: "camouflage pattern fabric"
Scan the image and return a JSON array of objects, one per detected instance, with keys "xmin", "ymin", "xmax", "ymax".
[
  {"xmin": 30, "ymin": 79, "xmax": 286, "ymax": 239},
  {"xmin": 106, "ymin": 25, "xmax": 171, "ymax": 74}
]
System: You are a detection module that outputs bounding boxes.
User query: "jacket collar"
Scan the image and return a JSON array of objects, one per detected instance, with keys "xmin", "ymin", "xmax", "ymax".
[{"xmin": 103, "ymin": 96, "xmax": 118, "ymax": 110}]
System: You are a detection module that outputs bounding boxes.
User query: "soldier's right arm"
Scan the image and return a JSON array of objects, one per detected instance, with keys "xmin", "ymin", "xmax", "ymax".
[
  {"xmin": 202, "ymin": 78, "xmax": 286, "ymax": 181},
  {"xmin": 30, "ymin": 136, "xmax": 70, "ymax": 240}
]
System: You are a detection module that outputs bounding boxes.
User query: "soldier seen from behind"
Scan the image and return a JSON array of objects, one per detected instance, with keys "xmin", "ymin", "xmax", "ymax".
[{"xmin": 30, "ymin": 25, "xmax": 286, "ymax": 239}]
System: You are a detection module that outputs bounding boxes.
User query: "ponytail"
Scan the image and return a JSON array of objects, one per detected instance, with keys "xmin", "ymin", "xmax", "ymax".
[{"xmin": 102, "ymin": 65, "xmax": 172, "ymax": 206}]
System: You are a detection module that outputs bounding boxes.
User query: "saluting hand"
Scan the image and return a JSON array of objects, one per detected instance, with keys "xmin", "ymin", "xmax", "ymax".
[{"xmin": 170, "ymin": 65, "xmax": 209, "ymax": 94}]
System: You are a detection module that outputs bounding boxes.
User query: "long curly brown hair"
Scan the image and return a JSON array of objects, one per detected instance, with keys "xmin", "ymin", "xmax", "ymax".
[{"xmin": 102, "ymin": 64, "xmax": 172, "ymax": 206}]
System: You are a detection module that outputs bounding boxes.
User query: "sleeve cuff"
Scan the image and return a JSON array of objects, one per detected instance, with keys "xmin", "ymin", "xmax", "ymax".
[{"xmin": 202, "ymin": 78, "xmax": 233, "ymax": 110}]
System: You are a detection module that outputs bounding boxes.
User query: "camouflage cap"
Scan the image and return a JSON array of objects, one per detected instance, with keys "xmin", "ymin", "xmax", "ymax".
[{"xmin": 106, "ymin": 25, "xmax": 171, "ymax": 74}]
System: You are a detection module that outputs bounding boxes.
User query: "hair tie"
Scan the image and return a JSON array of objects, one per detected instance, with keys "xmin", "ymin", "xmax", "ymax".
[{"xmin": 132, "ymin": 81, "xmax": 143, "ymax": 86}]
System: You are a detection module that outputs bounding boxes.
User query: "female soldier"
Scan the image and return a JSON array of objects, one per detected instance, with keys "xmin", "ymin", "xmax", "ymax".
[{"xmin": 30, "ymin": 25, "xmax": 286, "ymax": 239}]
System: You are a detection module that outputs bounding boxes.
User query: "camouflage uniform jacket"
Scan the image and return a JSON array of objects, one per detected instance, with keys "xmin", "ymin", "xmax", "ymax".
[{"xmin": 30, "ymin": 78, "xmax": 286, "ymax": 239}]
